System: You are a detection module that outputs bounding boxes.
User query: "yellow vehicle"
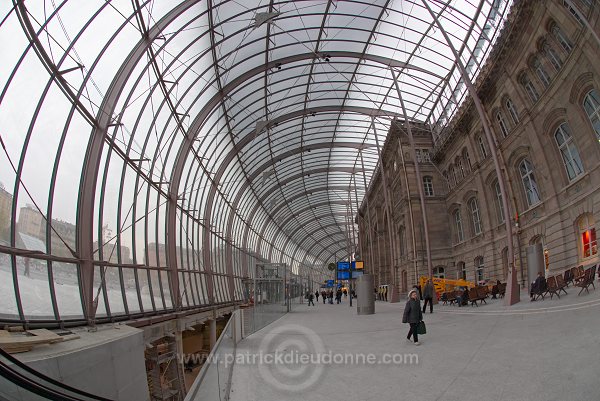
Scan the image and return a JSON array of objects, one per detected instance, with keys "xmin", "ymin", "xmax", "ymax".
[{"xmin": 419, "ymin": 276, "xmax": 474, "ymax": 297}]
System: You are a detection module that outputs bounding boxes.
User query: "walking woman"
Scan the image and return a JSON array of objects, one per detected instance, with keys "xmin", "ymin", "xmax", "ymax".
[{"xmin": 402, "ymin": 289, "xmax": 423, "ymax": 345}]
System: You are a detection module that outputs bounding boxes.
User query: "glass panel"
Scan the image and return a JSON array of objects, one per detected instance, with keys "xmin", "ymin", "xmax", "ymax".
[
  {"xmin": 52, "ymin": 261, "xmax": 84, "ymax": 319},
  {"xmin": 17, "ymin": 257, "xmax": 54, "ymax": 319},
  {"xmin": 0, "ymin": 253, "xmax": 19, "ymax": 319}
]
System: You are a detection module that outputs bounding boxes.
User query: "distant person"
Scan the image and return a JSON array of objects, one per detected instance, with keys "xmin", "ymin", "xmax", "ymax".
[
  {"xmin": 374, "ymin": 287, "xmax": 377, "ymax": 300},
  {"xmin": 321, "ymin": 290, "xmax": 327, "ymax": 304},
  {"xmin": 422, "ymin": 279, "xmax": 434, "ymax": 313},
  {"xmin": 402, "ymin": 289, "xmax": 423, "ymax": 346},
  {"xmin": 530, "ymin": 272, "xmax": 546, "ymax": 301},
  {"xmin": 308, "ymin": 292, "xmax": 314, "ymax": 306},
  {"xmin": 315, "ymin": 290, "xmax": 320, "ymax": 302},
  {"xmin": 336, "ymin": 289, "xmax": 343, "ymax": 304},
  {"xmin": 23, "ymin": 257, "xmax": 30, "ymax": 277},
  {"xmin": 343, "ymin": 288, "xmax": 348, "ymax": 298},
  {"xmin": 384, "ymin": 286, "xmax": 388, "ymax": 301},
  {"xmin": 456, "ymin": 287, "xmax": 469, "ymax": 307},
  {"xmin": 328, "ymin": 291, "xmax": 334, "ymax": 304}
]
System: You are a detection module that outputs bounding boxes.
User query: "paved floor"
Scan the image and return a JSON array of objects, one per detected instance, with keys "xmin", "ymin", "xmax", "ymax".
[{"xmin": 229, "ymin": 286, "xmax": 600, "ymax": 401}]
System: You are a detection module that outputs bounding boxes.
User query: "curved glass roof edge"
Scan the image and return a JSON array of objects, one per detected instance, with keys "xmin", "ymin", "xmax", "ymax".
[{"xmin": 0, "ymin": 0, "xmax": 515, "ymax": 324}]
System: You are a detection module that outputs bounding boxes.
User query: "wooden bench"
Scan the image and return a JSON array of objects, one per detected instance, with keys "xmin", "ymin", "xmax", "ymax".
[
  {"xmin": 555, "ymin": 274, "xmax": 569, "ymax": 295},
  {"xmin": 563, "ymin": 269, "xmax": 574, "ymax": 287},
  {"xmin": 498, "ymin": 283, "xmax": 506, "ymax": 298},
  {"xmin": 573, "ymin": 265, "xmax": 585, "ymax": 285},
  {"xmin": 531, "ymin": 279, "xmax": 547, "ymax": 301},
  {"xmin": 545, "ymin": 276, "xmax": 561, "ymax": 299},
  {"xmin": 444, "ymin": 291, "xmax": 458, "ymax": 305},
  {"xmin": 476, "ymin": 287, "xmax": 488, "ymax": 304},
  {"xmin": 468, "ymin": 288, "xmax": 486, "ymax": 306},
  {"xmin": 576, "ymin": 265, "xmax": 597, "ymax": 295}
]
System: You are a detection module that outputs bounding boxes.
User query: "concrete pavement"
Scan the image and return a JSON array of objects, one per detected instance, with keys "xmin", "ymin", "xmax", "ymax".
[{"xmin": 229, "ymin": 287, "xmax": 600, "ymax": 401}]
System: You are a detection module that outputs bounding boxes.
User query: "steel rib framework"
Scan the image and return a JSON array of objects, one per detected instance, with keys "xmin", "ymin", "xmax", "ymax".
[{"xmin": 0, "ymin": 0, "xmax": 513, "ymax": 325}]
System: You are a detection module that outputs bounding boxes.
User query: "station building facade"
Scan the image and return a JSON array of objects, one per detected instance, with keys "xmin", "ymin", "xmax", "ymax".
[{"xmin": 357, "ymin": 0, "xmax": 600, "ymax": 294}]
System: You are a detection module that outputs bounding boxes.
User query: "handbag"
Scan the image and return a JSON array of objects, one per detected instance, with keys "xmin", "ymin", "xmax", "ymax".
[{"xmin": 417, "ymin": 320, "xmax": 426, "ymax": 335}]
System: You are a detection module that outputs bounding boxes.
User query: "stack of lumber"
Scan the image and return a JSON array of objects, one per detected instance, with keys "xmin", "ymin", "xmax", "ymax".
[{"xmin": 0, "ymin": 328, "xmax": 80, "ymax": 354}]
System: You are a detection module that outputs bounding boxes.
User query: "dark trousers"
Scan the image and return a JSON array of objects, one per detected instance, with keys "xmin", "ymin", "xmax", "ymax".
[
  {"xmin": 308, "ymin": 299, "xmax": 314, "ymax": 306},
  {"xmin": 423, "ymin": 297, "xmax": 433, "ymax": 313},
  {"xmin": 407, "ymin": 323, "xmax": 419, "ymax": 342}
]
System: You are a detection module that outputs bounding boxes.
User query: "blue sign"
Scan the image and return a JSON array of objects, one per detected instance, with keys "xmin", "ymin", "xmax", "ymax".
[
  {"xmin": 337, "ymin": 261, "xmax": 350, "ymax": 271},
  {"xmin": 326, "ymin": 280, "xmax": 335, "ymax": 288},
  {"xmin": 337, "ymin": 271, "xmax": 350, "ymax": 280}
]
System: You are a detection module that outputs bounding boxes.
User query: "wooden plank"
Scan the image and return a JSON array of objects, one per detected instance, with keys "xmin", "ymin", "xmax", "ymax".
[{"xmin": 27, "ymin": 329, "xmax": 64, "ymax": 344}]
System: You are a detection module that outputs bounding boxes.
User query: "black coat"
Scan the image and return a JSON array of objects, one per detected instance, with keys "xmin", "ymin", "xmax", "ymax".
[{"xmin": 402, "ymin": 298, "xmax": 423, "ymax": 324}]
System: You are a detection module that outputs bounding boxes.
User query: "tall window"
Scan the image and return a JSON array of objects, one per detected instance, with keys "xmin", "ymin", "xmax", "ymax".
[
  {"xmin": 505, "ymin": 98, "xmax": 519, "ymax": 124},
  {"xmin": 578, "ymin": 214, "xmax": 597, "ymax": 259},
  {"xmin": 421, "ymin": 149, "xmax": 431, "ymax": 162},
  {"xmin": 583, "ymin": 89, "xmax": 600, "ymax": 139},
  {"xmin": 463, "ymin": 149, "xmax": 472, "ymax": 172},
  {"xmin": 532, "ymin": 57, "xmax": 551, "ymax": 88},
  {"xmin": 519, "ymin": 158, "xmax": 541, "ymax": 207},
  {"xmin": 520, "ymin": 73, "xmax": 540, "ymax": 103},
  {"xmin": 458, "ymin": 262, "xmax": 467, "ymax": 280},
  {"xmin": 496, "ymin": 111, "xmax": 509, "ymax": 137},
  {"xmin": 456, "ymin": 157, "xmax": 464, "ymax": 180},
  {"xmin": 475, "ymin": 257, "xmax": 485, "ymax": 283},
  {"xmin": 554, "ymin": 123, "xmax": 584, "ymax": 180},
  {"xmin": 494, "ymin": 180, "xmax": 505, "ymax": 224},
  {"xmin": 423, "ymin": 176, "xmax": 434, "ymax": 197},
  {"xmin": 477, "ymin": 136, "xmax": 488, "ymax": 159},
  {"xmin": 468, "ymin": 198, "xmax": 483, "ymax": 236},
  {"xmin": 551, "ymin": 24, "xmax": 573, "ymax": 53},
  {"xmin": 454, "ymin": 210, "xmax": 464, "ymax": 243},
  {"xmin": 449, "ymin": 165, "xmax": 457, "ymax": 186},
  {"xmin": 544, "ymin": 42, "xmax": 563, "ymax": 71}
]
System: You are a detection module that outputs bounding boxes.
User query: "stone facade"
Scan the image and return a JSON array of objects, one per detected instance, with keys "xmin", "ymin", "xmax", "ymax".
[{"xmin": 358, "ymin": 0, "xmax": 600, "ymax": 294}]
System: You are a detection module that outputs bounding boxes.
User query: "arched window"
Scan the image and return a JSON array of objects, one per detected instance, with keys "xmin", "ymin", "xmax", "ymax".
[
  {"xmin": 462, "ymin": 148, "xmax": 472, "ymax": 172},
  {"xmin": 453, "ymin": 210, "xmax": 464, "ymax": 243},
  {"xmin": 456, "ymin": 157, "xmax": 465, "ymax": 179},
  {"xmin": 449, "ymin": 165, "xmax": 457, "ymax": 187},
  {"xmin": 423, "ymin": 176, "xmax": 434, "ymax": 197},
  {"xmin": 477, "ymin": 135, "xmax": 488, "ymax": 159},
  {"xmin": 505, "ymin": 98, "xmax": 519, "ymax": 124},
  {"xmin": 468, "ymin": 198, "xmax": 483, "ymax": 235},
  {"xmin": 520, "ymin": 73, "xmax": 540, "ymax": 103},
  {"xmin": 551, "ymin": 24, "xmax": 573, "ymax": 53},
  {"xmin": 578, "ymin": 214, "xmax": 597, "ymax": 259},
  {"xmin": 519, "ymin": 158, "xmax": 541, "ymax": 207},
  {"xmin": 475, "ymin": 257, "xmax": 485, "ymax": 283},
  {"xmin": 494, "ymin": 180, "xmax": 505, "ymax": 224},
  {"xmin": 433, "ymin": 266, "xmax": 445, "ymax": 279},
  {"xmin": 583, "ymin": 89, "xmax": 600, "ymax": 139},
  {"xmin": 532, "ymin": 57, "xmax": 551, "ymax": 88},
  {"xmin": 496, "ymin": 111, "xmax": 509, "ymax": 137},
  {"xmin": 543, "ymin": 41, "xmax": 563, "ymax": 70},
  {"xmin": 458, "ymin": 261, "xmax": 467, "ymax": 280},
  {"xmin": 554, "ymin": 123, "xmax": 584, "ymax": 180}
]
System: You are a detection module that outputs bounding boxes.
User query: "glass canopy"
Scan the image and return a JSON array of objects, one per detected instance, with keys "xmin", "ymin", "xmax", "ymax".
[{"xmin": 0, "ymin": 0, "xmax": 513, "ymax": 324}]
